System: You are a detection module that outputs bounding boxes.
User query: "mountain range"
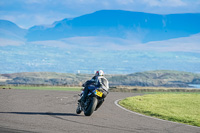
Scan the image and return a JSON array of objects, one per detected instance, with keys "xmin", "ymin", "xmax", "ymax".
[
  {"xmin": 26, "ymin": 10, "xmax": 200, "ymax": 43},
  {"xmin": 0, "ymin": 10, "xmax": 200, "ymax": 74},
  {"xmin": 1, "ymin": 10, "xmax": 200, "ymax": 43}
]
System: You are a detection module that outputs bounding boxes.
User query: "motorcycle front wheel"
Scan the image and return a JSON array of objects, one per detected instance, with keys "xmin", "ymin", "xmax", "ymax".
[{"xmin": 84, "ymin": 97, "xmax": 97, "ymax": 116}]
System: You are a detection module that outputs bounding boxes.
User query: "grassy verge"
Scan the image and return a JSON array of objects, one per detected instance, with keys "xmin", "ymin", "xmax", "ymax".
[
  {"xmin": 109, "ymin": 86, "xmax": 200, "ymax": 93},
  {"xmin": 0, "ymin": 85, "xmax": 82, "ymax": 91},
  {"xmin": 119, "ymin": 94, "xmax": 200, "ymax": 127}
]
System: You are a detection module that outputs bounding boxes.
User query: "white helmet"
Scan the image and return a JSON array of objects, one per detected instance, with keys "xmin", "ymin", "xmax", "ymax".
[{"xmin": 95, "ymin": 70, "xmax": 104, "ymax": 76}]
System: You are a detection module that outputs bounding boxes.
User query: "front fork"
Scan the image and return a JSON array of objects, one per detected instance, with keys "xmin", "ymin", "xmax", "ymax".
[{"xmin": 77, "ymin": 90, "xmax": 94, "ymax": 111}]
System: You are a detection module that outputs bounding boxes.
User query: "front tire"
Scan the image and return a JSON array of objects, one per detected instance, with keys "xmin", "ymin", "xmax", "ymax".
[{"xmin": 84, "ymin": 97, "xmax": 97, "ymax": 116}]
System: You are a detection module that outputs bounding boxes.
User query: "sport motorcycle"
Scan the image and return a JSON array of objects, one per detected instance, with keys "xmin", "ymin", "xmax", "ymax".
[{"xmin": 76, "ymin": 87, "xmax": 108, "ymax": 116}]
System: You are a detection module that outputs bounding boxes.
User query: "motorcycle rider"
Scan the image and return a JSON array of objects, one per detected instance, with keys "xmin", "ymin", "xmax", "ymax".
[{"xmin": 79, "ymin": 70, "xmax": 109, "ymax": 106}]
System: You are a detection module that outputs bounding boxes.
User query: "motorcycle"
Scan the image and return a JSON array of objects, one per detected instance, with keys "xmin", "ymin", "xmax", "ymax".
[{"xmin": 76, "ymin": 87, "xmax": 108, "ymax": 116}]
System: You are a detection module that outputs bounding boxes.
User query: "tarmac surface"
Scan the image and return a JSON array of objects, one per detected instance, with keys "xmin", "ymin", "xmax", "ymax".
[{"xmin": 0, "ymin": 89, "xmax": 199, "ymax": 133}]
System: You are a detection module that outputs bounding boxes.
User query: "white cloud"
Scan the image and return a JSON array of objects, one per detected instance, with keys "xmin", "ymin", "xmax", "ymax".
[
  {"xmin": 116, "ymin": 0, "xmax": 135, "ymax": 5},
  {"xmin": 31, "ymin": 40, "xmax": 74, "ymax": 48},
  {"xmin": 0, "ymin": 38, "xmax": 25, "ymax": 46},
  {"xmin": 142, "ymin": 0, "xmax": 186, "ymax": 7},
  {"xmin": 24, "ymin": 0, "xmax": 45, "ymax": 4},
  {"xmin": 142, "ymin": 33, "xmax": 200, "ymax": 53},
  {"xmin": 30, "ymin": 34, "xmax": 200, "ymax": 53}
]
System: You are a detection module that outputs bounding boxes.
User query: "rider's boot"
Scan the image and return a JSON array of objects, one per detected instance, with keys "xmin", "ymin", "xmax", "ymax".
[
  {"xmin": 79, "ymin": 94, "xmax": 86, "ymax": 107},
  {"xmin": 81, "ymin": 86, "xmax": 89, "ymax": 105}
]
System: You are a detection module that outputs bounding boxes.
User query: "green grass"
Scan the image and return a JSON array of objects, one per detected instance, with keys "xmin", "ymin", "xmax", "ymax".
[
  {"xmin": 119, "ymin": 94, "xmax": 200, "ymax": 127},
  {"xmin": 1, "ymin": 85, "xmax": 82, "ymax": 91},
  {"xmin": 143, "ymin": 91, "xmax": 200, "ymax": 94},
  {"xmin": 109, "ymin": 86, "xmax": 200, "ymax": 93}
]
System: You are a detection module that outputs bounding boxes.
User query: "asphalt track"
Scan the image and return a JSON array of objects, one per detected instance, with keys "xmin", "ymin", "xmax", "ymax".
[{"xmin": 0, "ymin": 89, "xmax": 199, "ymax": 133}]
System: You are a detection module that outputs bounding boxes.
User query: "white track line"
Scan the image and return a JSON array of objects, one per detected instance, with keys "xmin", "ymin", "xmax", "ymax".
[{"xmin": 115, "ymin": 99, "xmax": 200, "ymax": 129}]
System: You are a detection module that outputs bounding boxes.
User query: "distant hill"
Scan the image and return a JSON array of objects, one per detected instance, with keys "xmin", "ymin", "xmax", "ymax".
[
  {"xmin": 109, "ymin": 70, "xmax": 200, "ymax": 87},
  {"xmin": 1, "ymin": 72, "xmax": 94, "ymax": 86},
  {"xmin": 1, "ymin": 70, "xmax": 200, "ymax": 87},
  {"xmin": 0, "ymin": 20, "xmax": 27, "ymax": 41},
  {"xmin": 26, "ymin": 10, "xmax": 200, "ymax": 42}
]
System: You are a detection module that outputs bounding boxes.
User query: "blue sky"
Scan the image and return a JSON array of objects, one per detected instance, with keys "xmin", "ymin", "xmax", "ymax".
[{"xmin": 0, "ymin": 0, "xmax": 200, "ymax": 28}]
